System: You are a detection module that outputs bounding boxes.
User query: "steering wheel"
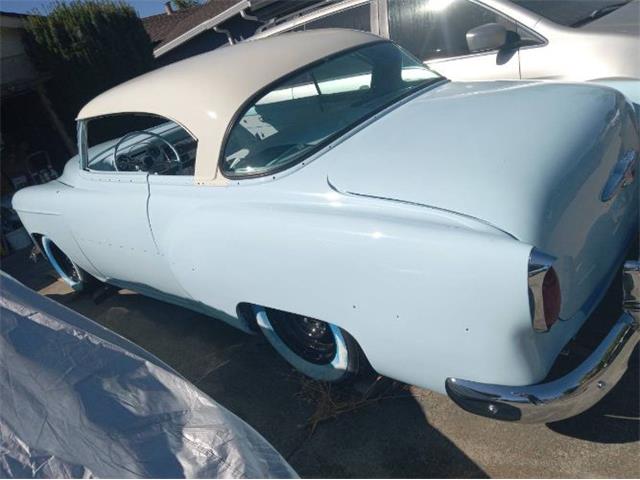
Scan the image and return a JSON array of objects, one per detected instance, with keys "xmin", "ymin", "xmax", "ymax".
[{"xmin": 113, "ymin": 130, "xmax": 181, "ymax": 172}]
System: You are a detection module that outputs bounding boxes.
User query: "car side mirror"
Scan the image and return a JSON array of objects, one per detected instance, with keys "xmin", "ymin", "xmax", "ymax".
[{"xmin": 466, "ymin": 23, "xmax": 508, "ymax": 52}]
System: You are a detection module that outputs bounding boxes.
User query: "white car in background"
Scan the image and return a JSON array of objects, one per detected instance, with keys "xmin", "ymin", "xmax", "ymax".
[{"xmin": 251, "ymin": 0, "xmax": 640, "ymax": 108}]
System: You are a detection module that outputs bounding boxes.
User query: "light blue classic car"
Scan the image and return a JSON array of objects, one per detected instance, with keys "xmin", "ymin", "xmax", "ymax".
[{"xmin": 12, "ymin": 30, "xmax": 639, "ymax": 423}]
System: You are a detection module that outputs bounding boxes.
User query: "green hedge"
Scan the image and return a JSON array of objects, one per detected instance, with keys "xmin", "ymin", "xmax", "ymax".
[{"xmin": 25, "ymin": 1, "xmax": 154, "ymax": 135}]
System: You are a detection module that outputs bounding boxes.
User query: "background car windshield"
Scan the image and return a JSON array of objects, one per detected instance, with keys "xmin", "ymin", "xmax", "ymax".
[
  {"xmin": 222, "ymin": 42, "xmax": 440, "ymax": 177},
  {"xmin": 511, "ymin": 0, "xmax": 631, "ymax": 27}
]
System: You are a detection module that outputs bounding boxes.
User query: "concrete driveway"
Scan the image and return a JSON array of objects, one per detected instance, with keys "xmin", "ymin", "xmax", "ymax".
[{"xmin": 3, "ymin": 250, "xmax": 639, "ymax": 478}]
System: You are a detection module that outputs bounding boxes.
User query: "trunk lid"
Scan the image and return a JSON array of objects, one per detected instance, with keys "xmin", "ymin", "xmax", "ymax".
[{"xmin": 327, "ymin": 81, "xmax": 639, "ymax": 319}]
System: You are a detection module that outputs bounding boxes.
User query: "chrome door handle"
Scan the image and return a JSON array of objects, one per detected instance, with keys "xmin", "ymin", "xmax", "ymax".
[{"xmin": 601, "ymin": 149, "xmax": 637, "ymax": 202}]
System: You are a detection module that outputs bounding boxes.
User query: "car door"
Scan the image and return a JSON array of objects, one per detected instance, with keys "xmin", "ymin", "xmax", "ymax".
[
  {"xmin": 68, "ymin": 113, "xmax": 181, "ymax": 294},
  {"xmin": 384, "ymin": 0, "xmax": 521, "ymax": 80},
  {"xmin": 143, "ymin": 118, "xmax": 203, "ymax": 301}
]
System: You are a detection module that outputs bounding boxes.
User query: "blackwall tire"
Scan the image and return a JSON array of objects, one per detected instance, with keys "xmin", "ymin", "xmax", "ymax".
[{"xmin": 253, "ymin": 305, "xmax": 360, "ymax": 382}]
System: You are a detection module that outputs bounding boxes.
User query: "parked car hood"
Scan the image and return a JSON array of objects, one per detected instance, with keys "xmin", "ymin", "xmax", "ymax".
[{"xmin": 327, "ymin": 80, "xmax": 638, "ymax": 318}]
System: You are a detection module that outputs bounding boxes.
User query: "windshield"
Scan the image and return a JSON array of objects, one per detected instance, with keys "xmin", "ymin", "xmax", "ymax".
[
  {"xmin": 221, "ymin": 42, "xmax": 441, "ymax": 178},
  {"xmin": 511, "ymin": 0, "xmax": 631, "ymax": 27}
]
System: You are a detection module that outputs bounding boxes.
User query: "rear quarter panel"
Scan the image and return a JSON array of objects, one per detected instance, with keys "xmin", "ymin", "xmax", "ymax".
[{"xmin": 148, "ymin": 166, "xmax": 541, "ymax": 393}]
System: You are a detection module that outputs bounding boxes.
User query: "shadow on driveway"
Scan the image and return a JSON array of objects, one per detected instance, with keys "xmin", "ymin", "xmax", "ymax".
[
  {"xmin": 40, "ymin": 286, "xmax": 487, "ymax": 478},
  {"xmin": 547, "ymin": 346, "xmax": 639, "ymax": 444},
  {"xmin": 545, "ymin": 268, "xmax": 639, "ymax": 445}
]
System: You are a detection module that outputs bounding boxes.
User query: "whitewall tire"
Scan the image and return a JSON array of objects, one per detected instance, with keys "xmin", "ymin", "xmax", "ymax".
[
  {"xmin": 253, "ymin": 305, "xmax": 360, "ymax": 382},
  {"xmin": 41, "ymin": 237, "xmax": 89, "ymax": 292}
]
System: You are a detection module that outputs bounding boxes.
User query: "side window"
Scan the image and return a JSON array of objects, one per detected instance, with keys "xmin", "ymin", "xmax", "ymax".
[
  {"xmin": 81, "ymin": 113, "xmax": 197, "ymax": 176},
  {"xmin": 387, "ymin": 0, "xmax": 519, "ymax": 61},
  {"xmin": 292, "ymin": 3, "xmax": 371, "ymax": 32}
]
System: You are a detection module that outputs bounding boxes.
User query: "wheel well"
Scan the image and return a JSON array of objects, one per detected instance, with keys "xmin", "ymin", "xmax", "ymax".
[
  {"xmin": 236, "ymin": 302, "xmax": 259, "ymax": 332},
  {"xmin": 35, "ymin": 235, "xmax": 79, "ymax": 278},
  {"xmin": 235, "ymin": 302, "xmax": 374, "ymax": 372},
  {"xmin": 33, "ymin": 234, "xmax": 66, "ymax": 266}
]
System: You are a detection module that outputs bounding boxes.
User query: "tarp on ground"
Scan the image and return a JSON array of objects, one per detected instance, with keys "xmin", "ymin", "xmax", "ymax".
[{"xmin": 0, "ymin": 272, "xmax": 297, "ymax": 479}]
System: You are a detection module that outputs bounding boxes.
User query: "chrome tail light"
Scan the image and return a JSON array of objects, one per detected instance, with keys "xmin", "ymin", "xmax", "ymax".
[{"xmin": 528, "ymin": 249, "xmax": 562, "ymax": 332}]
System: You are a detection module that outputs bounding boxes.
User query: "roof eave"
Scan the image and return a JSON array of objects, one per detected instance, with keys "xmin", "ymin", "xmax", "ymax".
[{"xmin": 153, "ymin": 0, "xmax": 251, "ymax": 58}]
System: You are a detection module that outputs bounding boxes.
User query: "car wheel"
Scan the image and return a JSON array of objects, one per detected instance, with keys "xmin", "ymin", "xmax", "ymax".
[
  {"xmin": 40, "ymin": 237, "xmax": 93, "ymax": 292},
  {"xmin": 253, "ymin": 305, "xmax": 360, "ymax": 382}
]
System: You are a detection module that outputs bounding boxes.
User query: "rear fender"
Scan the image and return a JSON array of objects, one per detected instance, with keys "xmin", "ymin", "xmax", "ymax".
[{"xmin": 162, "ymin": 199, "xmax": 539, "ymax": 392}]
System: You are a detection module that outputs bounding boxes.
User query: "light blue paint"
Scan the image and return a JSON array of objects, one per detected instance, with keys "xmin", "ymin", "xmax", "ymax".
[{"xmin": 12, "ymin": 78, "xmax": 639, "ymax": 394}]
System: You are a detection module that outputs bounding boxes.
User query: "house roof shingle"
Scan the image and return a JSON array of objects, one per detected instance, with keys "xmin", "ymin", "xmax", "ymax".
[
  {"xmin": 142, "ymin": 7, "xmax": 196, "ymax": 45},
  {"xmin": 142, "ymin": 0, "xmax": 242, "ymax": 49}
]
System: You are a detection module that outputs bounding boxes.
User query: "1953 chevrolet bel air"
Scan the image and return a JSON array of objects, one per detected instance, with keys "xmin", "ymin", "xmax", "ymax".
[{"xmin": 12, "ymin": 30, "xmax": 640, "ymax": 423}]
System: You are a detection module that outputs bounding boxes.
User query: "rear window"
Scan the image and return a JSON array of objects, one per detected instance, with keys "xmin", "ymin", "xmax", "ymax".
[{"xmin": 221, "ymin": 42, "xmax": 440, "ymax": 178}]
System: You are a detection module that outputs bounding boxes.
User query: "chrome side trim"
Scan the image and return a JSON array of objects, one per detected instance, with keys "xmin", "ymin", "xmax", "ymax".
[
  {"xmin": 445, "ymin": 261, "xmax": 640, "ymax": 424},
  {"xmin": 528, "ymin": 248, "xmax": 556, "ymax": 332}
]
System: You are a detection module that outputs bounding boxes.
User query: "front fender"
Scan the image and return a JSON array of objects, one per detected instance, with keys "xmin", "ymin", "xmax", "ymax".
[{"xmin": 12, "ymin": 182, "xmax": 98, "ymax": 279}]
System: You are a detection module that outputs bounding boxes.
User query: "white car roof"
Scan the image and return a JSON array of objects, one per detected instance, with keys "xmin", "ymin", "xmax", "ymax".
[{"xmin": 77, "ymin": 29, "xmax": 381, "ymax": 184}]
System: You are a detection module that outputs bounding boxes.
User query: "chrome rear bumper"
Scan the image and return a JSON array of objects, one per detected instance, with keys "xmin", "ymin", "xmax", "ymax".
[{"xmin": 445, "ymin": 261, "xmax": 640, "ymax": 424}]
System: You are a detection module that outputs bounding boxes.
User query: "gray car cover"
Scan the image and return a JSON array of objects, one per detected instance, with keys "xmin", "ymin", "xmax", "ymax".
[{"xmin": 0, "ymin": 272, "xmax": 297, "ymax": 479}]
